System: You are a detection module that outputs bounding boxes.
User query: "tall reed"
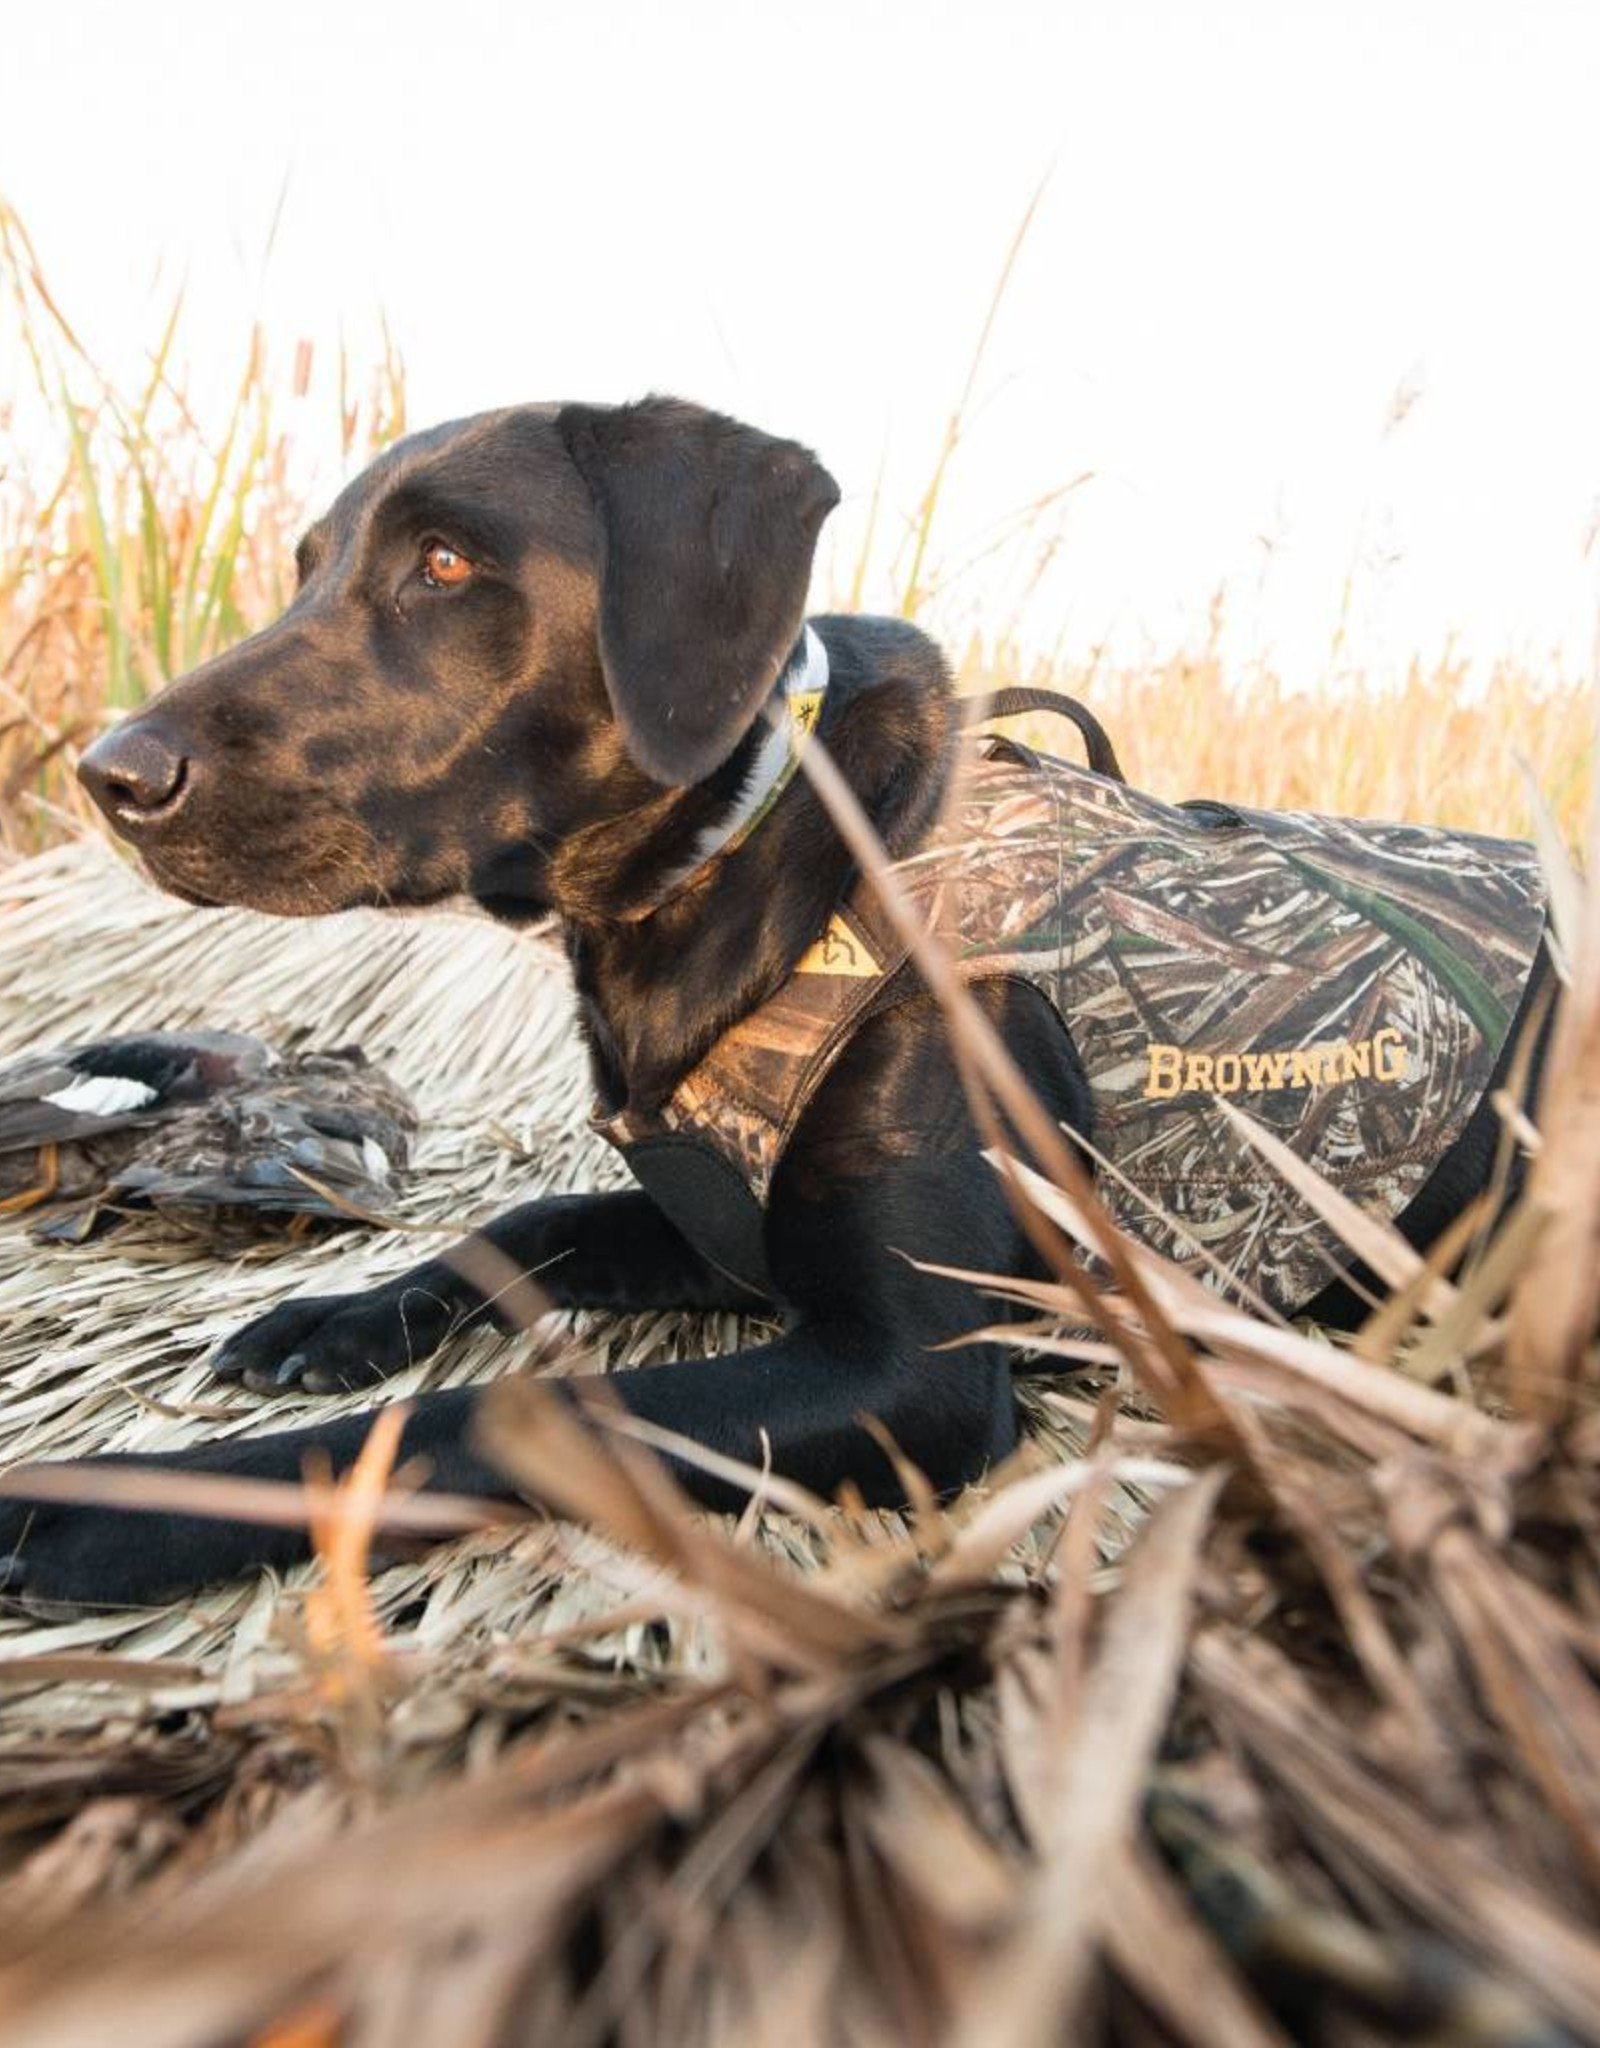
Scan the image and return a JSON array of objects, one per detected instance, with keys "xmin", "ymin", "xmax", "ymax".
[{"xmin": 0, "ymin": 197, "xmax": 402, "ymax": 849}]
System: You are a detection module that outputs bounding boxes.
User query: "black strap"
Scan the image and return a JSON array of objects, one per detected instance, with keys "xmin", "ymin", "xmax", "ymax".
[{"xmin": 959, "ymin": 688, "xmax": 1126, "ymax": 782}]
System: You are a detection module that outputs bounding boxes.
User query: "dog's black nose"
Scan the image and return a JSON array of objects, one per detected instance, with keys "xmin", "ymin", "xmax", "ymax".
[{"xmin": 79, "ymin": 724, "xmax": 189, "ymax": 820}]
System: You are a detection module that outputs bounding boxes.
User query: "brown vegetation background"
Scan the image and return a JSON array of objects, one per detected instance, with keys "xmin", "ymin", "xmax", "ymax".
[{"xmin": 1, "ymin": 196, "xmax": 1590, "ymax": 858}]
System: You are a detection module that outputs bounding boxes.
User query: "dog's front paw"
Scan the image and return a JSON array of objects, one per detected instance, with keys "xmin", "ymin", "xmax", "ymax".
[{"xmin": 211, "ymin": 1279, "xmax": 457, "ymax": 1395}]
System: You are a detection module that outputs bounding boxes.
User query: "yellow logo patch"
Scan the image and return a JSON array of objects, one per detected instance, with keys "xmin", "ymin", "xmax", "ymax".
[
  {"xmin": 794, "ymin": 913, "xmax": 880, "ymax": 978},
  {"xmin": 789, "ymin": 688, "xmax": 825, "ymax": 739}
]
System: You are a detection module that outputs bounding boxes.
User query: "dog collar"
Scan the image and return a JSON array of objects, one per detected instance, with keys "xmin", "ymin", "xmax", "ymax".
[{"xmin": 640, "ymin": 626, "xmax": 829, "ymax": 912}]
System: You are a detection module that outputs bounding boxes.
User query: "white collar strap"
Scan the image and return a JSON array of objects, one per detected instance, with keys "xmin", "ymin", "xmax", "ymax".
[{"xmin": 640, "ymin": 625, "xmax": 829, "ymax": 913}]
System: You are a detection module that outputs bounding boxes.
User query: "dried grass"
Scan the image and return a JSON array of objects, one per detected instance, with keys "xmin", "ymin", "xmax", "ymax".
[{"xmin": 0, "ymin": 737, "xmax": 1596, "ymax": 2044}]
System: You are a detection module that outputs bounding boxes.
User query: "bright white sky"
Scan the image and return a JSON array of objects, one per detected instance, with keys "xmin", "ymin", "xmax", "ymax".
[{"xmin": 6, "ymin": 0, "xmax": 1600, "ymax": 681}]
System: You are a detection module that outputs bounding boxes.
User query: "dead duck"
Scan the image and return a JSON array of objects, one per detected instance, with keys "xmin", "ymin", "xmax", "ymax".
[{"xmin": 0, "ymin": 1030, "xmax": 416, "ymax": 1243}]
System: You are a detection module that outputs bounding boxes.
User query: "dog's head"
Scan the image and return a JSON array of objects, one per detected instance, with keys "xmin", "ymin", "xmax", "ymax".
[{"xmin": 78, "ymin": 399, "xmax": 839, "ymax": 917}]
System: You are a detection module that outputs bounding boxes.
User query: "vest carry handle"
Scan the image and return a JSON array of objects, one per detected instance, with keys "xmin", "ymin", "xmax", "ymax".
[{"xmin": 959, "ymin": 688, "xmax": 1126, "ymax": 783}]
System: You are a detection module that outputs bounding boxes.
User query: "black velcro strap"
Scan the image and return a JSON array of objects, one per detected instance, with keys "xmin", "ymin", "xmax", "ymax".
[{"xmin": 622, "ymin": 1135, "xmax": 774, "ymax": 1298}]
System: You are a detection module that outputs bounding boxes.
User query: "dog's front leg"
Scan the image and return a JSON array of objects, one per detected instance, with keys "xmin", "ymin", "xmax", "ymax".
[
  {"xmin": 210, "ymin": 1188, "xmax": 770, "ymax": 1394},
  {"xmin": 0, "ymin": 1314, "xmax": 1015, "ymax": 1606},
  {"xmin": 0, "ymin": 1390, "xmax": 506, "ymax": 1608},
  {"xmin": 567, "ymin": 1322, "xmax": 1020, "ymax": 1508}
]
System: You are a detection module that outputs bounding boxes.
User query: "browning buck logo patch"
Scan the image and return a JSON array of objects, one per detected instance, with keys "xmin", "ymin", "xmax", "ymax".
[
  {"xmin": 793, "ymin": 912, "xmax": 880, "ymax": 979},
  {"xmin": 789, "ymin": 687, "xmax": 825, "ymax": 739}
]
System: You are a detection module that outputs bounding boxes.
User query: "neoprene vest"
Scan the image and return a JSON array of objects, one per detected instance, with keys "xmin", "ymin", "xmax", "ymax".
[{"xmin": 596, "ymin": 735, "xmax": 1548, "ymax": 1316}]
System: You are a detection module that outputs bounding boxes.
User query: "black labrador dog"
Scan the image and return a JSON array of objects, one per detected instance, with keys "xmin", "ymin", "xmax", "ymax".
[{"xmin": 0, "ymin": 398, "xmax": 1526, "ymax": 1605}]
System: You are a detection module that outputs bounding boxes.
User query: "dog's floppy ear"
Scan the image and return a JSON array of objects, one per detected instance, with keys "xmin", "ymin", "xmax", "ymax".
[{"xmin": 557, "ymin": 397, "xmax": 840, "ymax": 785}]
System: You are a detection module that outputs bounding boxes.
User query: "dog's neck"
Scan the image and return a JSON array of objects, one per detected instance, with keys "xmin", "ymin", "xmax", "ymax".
[
  {"xmin": 538, "ymin": 632, "xmax": 820, "ymax": 928},
  {"xmin": 562, "ymin": 618, "xmax": 958, "ymax": 1118}
]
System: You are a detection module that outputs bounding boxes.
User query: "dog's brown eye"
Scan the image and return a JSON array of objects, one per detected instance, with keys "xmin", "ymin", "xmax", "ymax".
[{"xmin": 421, "ymin": 541, "xmax": 473, "ymax": 589}]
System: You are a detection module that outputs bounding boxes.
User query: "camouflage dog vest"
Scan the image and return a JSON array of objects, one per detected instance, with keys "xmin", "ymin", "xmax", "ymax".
[{"xmin": 597, "ymin": 729, "xmax": 1548, "ymax": 1314}]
